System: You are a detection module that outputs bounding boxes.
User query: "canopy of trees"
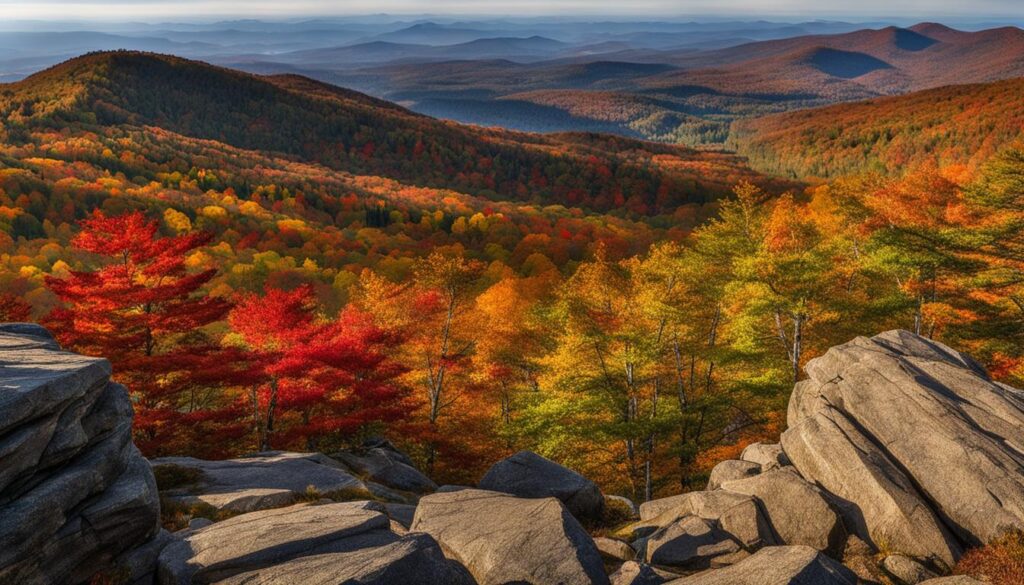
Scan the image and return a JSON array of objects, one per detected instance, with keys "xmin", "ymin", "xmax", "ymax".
[{"xmin": 5, "ymin": 52, "xmax": 1024, "ymax": 500}]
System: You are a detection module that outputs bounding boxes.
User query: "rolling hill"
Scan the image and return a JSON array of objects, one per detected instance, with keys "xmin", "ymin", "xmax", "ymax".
[
  {"xmin": 729, "ymin": 76, "xmax": 1024, "ymax": 178},
  {"xmin": 657, "ymin": 23, "xmax": 1024, "ymax": 95},
  {"xmin": 1, "ymin": 51, "xmax": 789, "ymax": 214}
]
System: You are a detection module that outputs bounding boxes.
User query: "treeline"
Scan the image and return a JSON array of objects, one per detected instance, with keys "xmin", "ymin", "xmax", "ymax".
[{"xmin": 9, "ymin": 146, "xmax": 1024, "ymax": 501}]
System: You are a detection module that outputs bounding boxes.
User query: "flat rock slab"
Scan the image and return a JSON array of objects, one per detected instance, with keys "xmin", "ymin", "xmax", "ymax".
[
  {"xmin": 216, "ymin": 533, "xmax": 475, "ymax": 585},
  {"xmin": 721, "ymin": 467, "xmax": 846, "ymax": 554},
  {"xmin": 792, "ymin": 330, "xmax": 1024, "ymax": 545},
  {"xmin": 411, "ymin": 488, "xmax": 609, "ymax": 585},
  {"xmin": 665, "ymin": 545, "xmax": 859, "ymax": 585},
  {"xmin": 152, "ymin": 451, "xmax": 367, "ymax": 513},
  {"xmin": 478, "ymin": 450, "xmax": 604, "ymax": 520},
  {"xmin": 156, "ymin": 501, "xmax": 396, "ymax": 584},
  {"xmin": 186, "ymin": 488, "xmax": 297, "ymax": 513}
]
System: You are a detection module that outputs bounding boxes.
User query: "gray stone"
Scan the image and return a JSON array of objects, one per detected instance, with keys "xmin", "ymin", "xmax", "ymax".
[
  {"xmin": 646, "ymin": 515, "xmax": 741, "ymax": 569},
  {"xmin": 216, "ymin": 532, "xmax": 475, "ymax": 585},
  {"xmin": 156, "ymin": 501, "xmax": 396, "ymax": 584},
  {"xmin": 152, "ymin": 451, "xmax": 367, "ymax": 513},
  {"xmin": 110, "ymin": 530, "xmax": 178, "ymax": 585},
  {"xmin": 180, "ymin": 488, "xmax": 296, "ymax": 514},
  {"xmin": 334, "ymin": 447, "xmax": 437, "ymax": 494},
  {"xmin": 0, "ymin": 323, "xmax": 59, "ymax": 349},
  {"xmin": 410, "ymin": 488, "xmax": 609, "ymax": 585},
  {"xmin": 595, "ymin": 536, "xmax": 636, "ymax": 562},
  {"xmin": 0, "ymin": 329, "xmax": 159, "ymax": 585},
  {"xmin": 707, "ymin": 549, "xmax": 750, "ymax": 568},
  {"xmin": 739, "ymin": 443, "xmax": 790, "ymax": 470},
  {"xmin": 607, "ymin": 494, "xmax": 640, "ymax": 517},
  {"xmin": 721, "ymin": 467, "xmax": 846, "ymax": 554},
  {"xmin": 478, "ymin": 450, "xmax": 605, "ymax": 520},
  {"xmin": 610, "ymin": 561, "xmax": 667, "ymax": 585},
  {"xmin": 366, "ymin": 480, "xmax": 419, "ymax": 504},
  {"xmin": 882, "ymin": 554, "xmax": 938, "ymax": 585},
  {"xmin": 636, "ymin": 490, "xmax": 776, "ymax": 550},
  {"xmin": 382, "ymin": 503, "xmax": 417, "ymax": 529},
  {"xmin": 706, "ymin": 460, "xmax": 762, "ymax": 490},
  {"xmin": 793, "ymin": 330, "xmax": 1024, "ymax": 545},
  {"xmin": 664, "ymin": 545, "xmax": 859, "ymax": 585},
  {"xmin": 781, "ymin": 405, "xmax": 961, "ymax": 566},
  {"xmin": 188, "ymin": 518, "xmax": 214, "ymax": 531}
]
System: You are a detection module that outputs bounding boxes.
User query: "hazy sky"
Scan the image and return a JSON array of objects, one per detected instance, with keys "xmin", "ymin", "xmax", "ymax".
[{"xmin": 1, "ymin": 0, "xmax": 1022, "ymax": 21}]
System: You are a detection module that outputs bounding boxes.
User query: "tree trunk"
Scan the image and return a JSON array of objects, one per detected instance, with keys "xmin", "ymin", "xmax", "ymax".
[
  {"xmin": 261, "ymin": 377, "xmax": 278, "ymax": 451},
  {"xmin": 792, "ymin": 314, "xmax": 803, "ymax": 383}
]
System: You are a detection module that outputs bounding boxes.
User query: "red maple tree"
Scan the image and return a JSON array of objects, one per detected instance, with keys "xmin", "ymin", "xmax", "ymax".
[
  {"xmin": 229, "ymin": 284, "xmax": 410, "ymax": 452},
  {"xmin": 44, "ymin": 211, "xmax": 235, "ymax": 455}
]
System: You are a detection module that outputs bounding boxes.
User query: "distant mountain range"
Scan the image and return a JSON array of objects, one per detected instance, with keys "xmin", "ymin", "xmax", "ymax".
[
  {"xmin": 5, "ymin": 19, "xmax": 1024, "ymax": 151},
  {"xmin": 207, "ymin": 22, "xmax": 1024, "ymax": 147}
]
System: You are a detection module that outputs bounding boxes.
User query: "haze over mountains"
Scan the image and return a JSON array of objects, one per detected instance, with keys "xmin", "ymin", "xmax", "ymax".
[{"xmin": 6, "ymin": 16, "xmax": 1024, "ymax": 149}]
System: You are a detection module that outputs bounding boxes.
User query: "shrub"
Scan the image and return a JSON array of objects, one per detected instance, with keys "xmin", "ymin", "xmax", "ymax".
[
  {"xmin": 151, "ymin": 464, "xmax": 204, "ymax": 491},
  {"xmin": 956, "ymin": 530, "xmax": 1024, "ymax": 585},
  {"xmin": 297, "ymin": 484, "xmax": 384, "ymax": 503},
  {"xmin": 159, "ymin": 497, "xmax": 235, "ymax": 531}
]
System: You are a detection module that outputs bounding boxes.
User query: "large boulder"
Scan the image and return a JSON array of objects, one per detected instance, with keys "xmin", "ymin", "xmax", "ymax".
[
  {"xmin": 334, "ymin": 443, "xmax": 437, "ymax": 494},
  {"xmin": 781, "ymin": 404, "xmax": 961, "ymax": 566},
  {"xmin": 215, "ymin": 532, "xmax": 475, "ymax": 585},
  {"xmin": 156, "ymin": 501, "xmax": 396, "ymax": 584},
  {"xmin": 665, "ymin": 545, "xmax": 858, "ymax": 585},
  {"xmin": 0, "ymin": 326, "xmax": 160, "ymax": 585},
  {"xmin": 478, "ymin": 450, "xmax": 604, "ymax": 520},
  {"xmin": 410, "ymin": 488, "xmax": 609, "ymax": 585},
  {"xmin": 791, "ymin": 330, "xmax": 1024, "ymax": 546},
  {"xmin": 645, "ymin": 515, "xmax": 741, "ymax": 570},
  {"xmin": 637, "ymin": 490, "xmax": 776, "ymax": 550},
  {"xmin": 151, "ymin": 451, "xmax": 368, "ymax": 513},
  {"xmin": 720, "ymin": 467, "xmax": 846, "ymax": 554}
]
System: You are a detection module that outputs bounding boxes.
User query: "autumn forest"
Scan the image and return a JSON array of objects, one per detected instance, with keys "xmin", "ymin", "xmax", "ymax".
[{"xmin": 4, "ymin": 44, "xmax": 1024, "ymax": 506}]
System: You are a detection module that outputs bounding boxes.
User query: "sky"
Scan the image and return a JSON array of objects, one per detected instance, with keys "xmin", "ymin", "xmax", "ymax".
[{"xmin": 1, "ymin": 0, "xmax": 1022, "ymax": 21}]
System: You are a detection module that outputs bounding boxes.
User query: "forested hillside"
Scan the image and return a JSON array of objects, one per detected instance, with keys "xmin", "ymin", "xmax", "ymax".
[
  {"xmin": 3, "ymin": 51, "xmax": 785, "ymax": 214},
  {"xmin": 729, "ymin": 76, "xmax": 1024, "ymax": 178},
  {"xmin": 5, "ymin": 51, "xmax": 1024, "ymax": 505}
]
